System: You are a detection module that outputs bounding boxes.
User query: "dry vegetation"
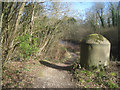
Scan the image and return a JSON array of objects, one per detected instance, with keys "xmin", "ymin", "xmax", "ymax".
[
  {"xmin": 72, "ymin": 59, "xmax": 120, "ymax": 88},
  {"xmin": 2, "ymin": 59, "xmax": 42, "ymax": 88}
]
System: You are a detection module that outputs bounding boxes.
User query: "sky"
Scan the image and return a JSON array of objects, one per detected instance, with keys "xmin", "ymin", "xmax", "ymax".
[
  {"xmin": 69, "ymin": 2, "xmax": 94, "ymax": 19},
  {"xmin": 71, "ymin": 2, "xmax": 94, "ymax": 12}
]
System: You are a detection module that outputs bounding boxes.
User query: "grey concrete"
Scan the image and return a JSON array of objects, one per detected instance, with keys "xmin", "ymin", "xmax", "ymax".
[{"xmin": 80, "ymin": 34, "xmax": 111, "ymax": 68}]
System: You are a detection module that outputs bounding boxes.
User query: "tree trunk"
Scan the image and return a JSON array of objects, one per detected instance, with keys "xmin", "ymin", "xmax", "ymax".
[
  {"xmin": 3, "ymin": 2, "xmax": 26, "ymax": 66},
  {"xmin": 30, "ymin": 3, "xmax": 37, "ymax": 43},
  {"xmin": 97, "ymin": 8, "xmax": 105, "ymax": 28},
  {"xmin": 107, "ymin": 17, "xmax": 110, "ymax": 27},
  {"xmin": 110, "ymin": 3, "xmax": 115, "ymax": 27}
]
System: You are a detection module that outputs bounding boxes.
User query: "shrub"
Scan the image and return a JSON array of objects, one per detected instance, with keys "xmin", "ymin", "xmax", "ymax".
[{"xmin": 15, "ymin": 34, "xmax": 38, "ymax": 60}]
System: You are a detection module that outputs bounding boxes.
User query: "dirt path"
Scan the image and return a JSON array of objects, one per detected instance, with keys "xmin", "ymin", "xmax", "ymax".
[
  {"xmin": 29, "ymin": 60, "xmax": 76, "ymax": 88},
  {"xmin": 25, "ymin": 40, "xmax": 79, "ymax": 88}
]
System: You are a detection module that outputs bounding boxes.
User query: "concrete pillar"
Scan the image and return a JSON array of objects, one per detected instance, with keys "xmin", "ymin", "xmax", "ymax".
[{"xmin": 80, "ymin": 34, "xmax": 111, "ymax": 68}]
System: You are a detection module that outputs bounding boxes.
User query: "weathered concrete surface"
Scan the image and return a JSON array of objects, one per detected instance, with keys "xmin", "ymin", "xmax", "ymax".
[{"xmin": 80, "ymin": 34, "xmax": 111, "ymax": 68}]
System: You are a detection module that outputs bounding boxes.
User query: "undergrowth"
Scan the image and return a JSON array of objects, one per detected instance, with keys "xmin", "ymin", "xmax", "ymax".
[
  {"xmin": 15, "ymin": 33, "xmax": 39, "ymax": 60},
  {"xmin": 72, "ymin": 59, "xmax": 119, "ymax": 88},
  {"xmin": 2, "ymin": 61, "xmax": 33, "ymax": 88}
]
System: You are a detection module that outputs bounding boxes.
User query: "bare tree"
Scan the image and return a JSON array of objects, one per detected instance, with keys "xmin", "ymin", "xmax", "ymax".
[{"xmin": 2, "ymin": 2, "xmax": 26, "ymax": 66}]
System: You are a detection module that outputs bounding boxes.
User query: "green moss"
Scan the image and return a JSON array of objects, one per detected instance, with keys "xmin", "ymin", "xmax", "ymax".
[{"xmin": 86, "ymin": 34, "xmax": 104, "ymax": 43}]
